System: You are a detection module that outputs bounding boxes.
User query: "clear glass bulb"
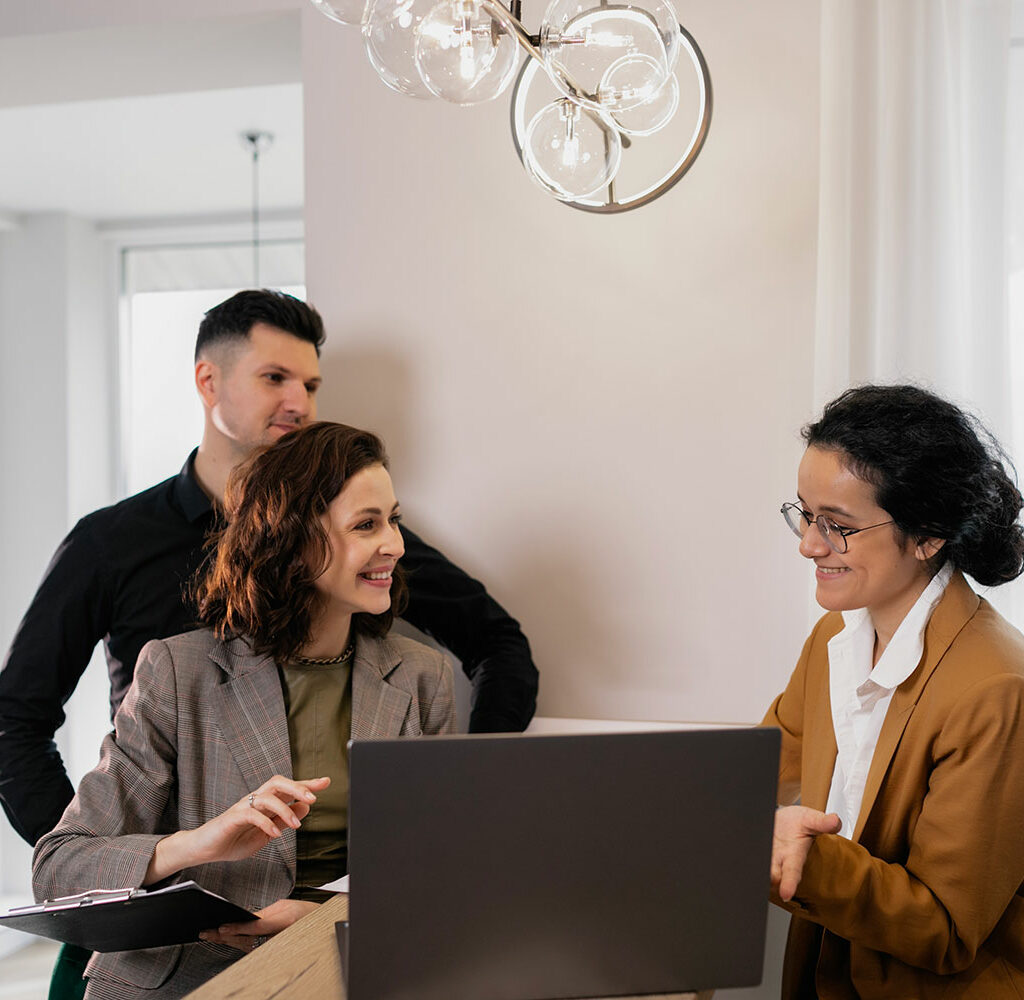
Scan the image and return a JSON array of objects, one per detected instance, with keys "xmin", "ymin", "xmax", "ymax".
[
  {"xmin": 309, "ymin": 0, "xmax": 371, "ymax": 26},
  {"xmin": 523, "ymin": 98, "xmax": 622, "ymax": 200},
  {"xmin": 602, "ymin": 54, "xmax": 679, "ymax": 135},
  {"xmin": 414, "ymin": 0, "xmax": 520, "ymax": 105},
  {"xmin": 364, "ymin": 0, "xmax": 436, "ymax": 98},
  {"xmin": 539, "ymin": 0, "xmax": 681, "ymax": 113}
]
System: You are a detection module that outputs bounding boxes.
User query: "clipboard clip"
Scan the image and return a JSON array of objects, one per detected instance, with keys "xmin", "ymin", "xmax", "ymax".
[{"xmin": 10, "ymin": 887, "xmax": 141, "ymax": 913}]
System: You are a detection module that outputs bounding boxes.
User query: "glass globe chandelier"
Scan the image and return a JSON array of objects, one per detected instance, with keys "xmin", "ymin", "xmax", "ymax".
[{"xmin": 308, "ymin": 0, "xmax": 712, "ymax": 212}]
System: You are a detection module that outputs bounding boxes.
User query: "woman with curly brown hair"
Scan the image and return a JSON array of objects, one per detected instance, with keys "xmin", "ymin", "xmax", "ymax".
[{"xmin": 33, "ymin": 422, "xmax": 455, "ymax": 1000}]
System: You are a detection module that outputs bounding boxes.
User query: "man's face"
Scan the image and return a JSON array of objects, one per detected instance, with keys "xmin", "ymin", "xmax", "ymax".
[{"xmin": 204, "ymin": 323, "xmax": 322, "ymax": 456}]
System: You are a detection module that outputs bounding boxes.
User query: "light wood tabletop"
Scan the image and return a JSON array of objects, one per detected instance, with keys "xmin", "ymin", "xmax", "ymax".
[{"xmin": 185, "ymin": 893, "xmax": 711, "ymax": 1000}]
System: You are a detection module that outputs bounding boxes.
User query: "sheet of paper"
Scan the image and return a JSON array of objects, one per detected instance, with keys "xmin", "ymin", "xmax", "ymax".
[{"xmin": 316, "ymin": 874, "xmax": 349, "ymax": 893}]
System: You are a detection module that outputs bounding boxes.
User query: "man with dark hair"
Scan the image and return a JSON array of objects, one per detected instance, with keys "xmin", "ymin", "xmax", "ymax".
[
  {"xmin": 0, "ymin": 290, "xmax": 537, "ymax": 952},
  {"xmin": 194, "ymin": 287, "xmax": 326, "ymax": 361}
]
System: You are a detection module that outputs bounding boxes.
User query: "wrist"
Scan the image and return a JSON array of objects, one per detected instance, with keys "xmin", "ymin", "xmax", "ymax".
[{"xmin": 144, "ymin": 828, "xmax": 198, "ymax": 885}]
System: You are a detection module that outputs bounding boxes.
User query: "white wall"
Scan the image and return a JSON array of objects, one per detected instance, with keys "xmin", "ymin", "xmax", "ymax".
[
  {"xmin": 302, "ymin": 0, "xmax": 822, "ymax": 725},
  {"xmin": 0, "ymin": 216, "xmax": 70, "ymax": 905},
  {"xmin": 0, "ymin": 212, "xmax": 114, "ymax": 660},
  {"xmin": 0, "ymin": 0, "xmax": 300, "ymax": 37},
  {"xmin": 0, "ymin": 213, "xmax": 113, "ymax": 903}
]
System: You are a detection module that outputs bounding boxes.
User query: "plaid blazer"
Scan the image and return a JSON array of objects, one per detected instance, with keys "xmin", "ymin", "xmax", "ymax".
[{"xmin": 33, "ymin": 628, "xmax": 455, "ymax": 999}]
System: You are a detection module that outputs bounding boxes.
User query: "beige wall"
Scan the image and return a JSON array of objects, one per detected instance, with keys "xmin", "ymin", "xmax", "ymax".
[{"xmin": 303, "ymin": 0, "xmax": 822, "ymax": 725}]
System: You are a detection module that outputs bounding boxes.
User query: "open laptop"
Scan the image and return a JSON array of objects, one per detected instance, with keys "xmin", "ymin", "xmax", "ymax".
[{"xmin": 341, "ymin": 728, "xmax": 780, "ymax": 1000}]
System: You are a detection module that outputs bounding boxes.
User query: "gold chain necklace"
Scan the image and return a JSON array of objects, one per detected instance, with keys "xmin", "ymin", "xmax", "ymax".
[{"xmin": 293, "ymin": 641, "xmax": 355, "ymax": 666}]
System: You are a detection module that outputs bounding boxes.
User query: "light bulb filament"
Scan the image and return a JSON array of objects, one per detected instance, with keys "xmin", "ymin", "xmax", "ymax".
[
  {"xmin": 559, "ymin": 28, "xmax": 635, "ymax": 47},
  {"xmin": 588, "ymin": 30, "xmax": 634, "ymax": 47},
  {"xmin": 419, "ymin": 20, "xmax": 457, "ymax": 46},
  {"xmin": 562, "ymin": 136, "xmax": 580, "ymax": 167},
  {"xmin": 457, "ymin": 3, "xmax": 475, "ymax": 79},
  {"xmin": 601, "ymin": 82, "xmax": 654, "ymax": 103},
  {"xmin": 560, "ymin": 101, "xmax": 581, "ymax": 168},
  {"xmin": 417, "ymin": 22, "xmax": 495, "ymax": 46}
]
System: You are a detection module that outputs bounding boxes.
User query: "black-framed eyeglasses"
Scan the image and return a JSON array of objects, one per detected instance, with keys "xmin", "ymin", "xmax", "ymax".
[{"xmin": 780, "ymin": 502, "xmax": 895, "ymax": 554}]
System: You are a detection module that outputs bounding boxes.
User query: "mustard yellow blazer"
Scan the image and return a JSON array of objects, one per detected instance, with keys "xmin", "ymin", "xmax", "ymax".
[{"xmin": 763, "ymin": 571, "xmax": 1024, "ymax": 999}]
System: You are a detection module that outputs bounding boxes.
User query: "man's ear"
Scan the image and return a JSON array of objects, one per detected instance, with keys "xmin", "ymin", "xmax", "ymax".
[
  {"xmin": 915, "ymin": 537, "xmax": 946, "ymax": 562},
  {"xmin": 195, "ymin": 358, "xmax": 219, "ymax": 409}
]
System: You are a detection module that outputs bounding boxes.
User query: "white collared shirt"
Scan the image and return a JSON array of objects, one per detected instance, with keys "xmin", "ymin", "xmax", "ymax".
[{"xmin": 824, "ymin": 562, "xmax": 953, "ymax": 839}]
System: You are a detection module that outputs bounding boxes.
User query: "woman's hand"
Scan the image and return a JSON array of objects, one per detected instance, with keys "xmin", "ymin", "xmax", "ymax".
[
  {"xmin": 199, "ymin": 898, "xmax": 320, "ymax": 952},
  {"xmin": 144, "ymin": 776, "xmax": 331, "ymax": 884},
  {"xmin": 771, "ymin": 805, "xmax": 842, "ymax": 902},
  {"xmin": 185, "ymin": 775, "xmax": 332, "ymax": 864}
]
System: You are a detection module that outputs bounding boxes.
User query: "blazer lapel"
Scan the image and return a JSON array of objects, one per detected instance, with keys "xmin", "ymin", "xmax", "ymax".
[
  {"xmin": 803, "ymin": 727, "xmax": 839, "ymax": 813},
  {"xmin": 852, "ymin": 572, "xmax": 980, "ymax": 841},
  {"xmin": 802, "ymin": 632, "xmax": 839, "ymax": 810},
  {"xmin": 351, "ymin": 636, "xmax": 411, "ymax": 739},
  {"xmin": 210, "ymin": 637, "xmax": 295, "ymax": 871}
]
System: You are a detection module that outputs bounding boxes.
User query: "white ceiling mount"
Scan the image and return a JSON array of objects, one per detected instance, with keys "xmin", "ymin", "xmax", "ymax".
[{"xmin": 241, "ymin": 130, "xmax": 275, "ymax": 156}]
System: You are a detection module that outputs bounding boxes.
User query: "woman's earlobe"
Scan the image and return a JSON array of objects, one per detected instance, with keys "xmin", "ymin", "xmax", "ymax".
[{"xmin": 915, "ymin": 537, "xmax": 946, "ymax": 561}]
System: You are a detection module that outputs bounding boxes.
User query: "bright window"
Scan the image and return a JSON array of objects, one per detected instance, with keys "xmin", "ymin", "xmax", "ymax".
[{"xmin": 119, "ymin": 238, "xmax": 304, "ymax": 495}]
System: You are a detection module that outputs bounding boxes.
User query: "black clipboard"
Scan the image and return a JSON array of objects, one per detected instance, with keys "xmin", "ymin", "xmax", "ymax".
[{"xmin": 0, "ymin": 880, "xmax": 257, "ymax": 952}]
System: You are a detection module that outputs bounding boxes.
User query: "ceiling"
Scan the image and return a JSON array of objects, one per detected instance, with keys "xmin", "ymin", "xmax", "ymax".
[
  {"xmin": 4, "ymin": 2, "xmax": 1022, "ymax": 227},
  {"xmin": 0, "ymin": 10, "xmax": 304, "ymax": 223}
]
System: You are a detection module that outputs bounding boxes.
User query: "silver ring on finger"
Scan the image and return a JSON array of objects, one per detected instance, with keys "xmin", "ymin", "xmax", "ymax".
[
  {"xmin": 253, "ymin": 935, "xmax": 267, "ymax": 949},
  {"xmin": 248, "ymin": 792, "xmax": 256, "ymax": 808}
]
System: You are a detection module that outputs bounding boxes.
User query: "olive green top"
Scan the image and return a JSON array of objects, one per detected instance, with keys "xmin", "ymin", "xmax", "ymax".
[{"xmin": 279, "ymin": 657, "xmax": 351, "ymax": 900}]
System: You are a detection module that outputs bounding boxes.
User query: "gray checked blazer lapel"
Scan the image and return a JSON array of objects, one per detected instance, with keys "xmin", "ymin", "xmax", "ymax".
[
  {"xmin": 204, "ymin": 634, "xmax": 417, "ymax": 874},
  {"xmin": 208, "ymin": 637, "xmax": 295, "ymax": 872},
  {"xmin": 351, "ymin": 636, "xmax": 412, "ymax": 739}
]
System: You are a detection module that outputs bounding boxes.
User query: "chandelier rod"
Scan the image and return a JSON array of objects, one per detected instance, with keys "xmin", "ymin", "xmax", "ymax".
[
  {"xmin": 481, "ymin": 0, "xmax": 630, "ymax": 146},
  {"xmin": 251, "ymin": 141, "xmax": 260, "ymax": 287},
  {"xmin": 242, "ymin": 131, "xmax": 274, "ymax": 288}
]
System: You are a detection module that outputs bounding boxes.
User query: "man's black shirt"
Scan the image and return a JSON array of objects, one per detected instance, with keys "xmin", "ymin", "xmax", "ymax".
[{"xmin": 0, "ymin": 452, "xmax": 537, "ymax": 845}]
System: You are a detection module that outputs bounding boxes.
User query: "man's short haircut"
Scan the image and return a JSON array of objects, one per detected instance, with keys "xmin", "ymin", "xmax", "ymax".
[{"xmin": 194, "ymin": 289, "xmax": 326, "ymax": 362}]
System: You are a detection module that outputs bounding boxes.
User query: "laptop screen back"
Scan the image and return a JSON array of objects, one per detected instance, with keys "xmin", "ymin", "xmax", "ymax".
[{"xmin": 347, "ymin": 728, "xmax": 779, "ymax": 1000}]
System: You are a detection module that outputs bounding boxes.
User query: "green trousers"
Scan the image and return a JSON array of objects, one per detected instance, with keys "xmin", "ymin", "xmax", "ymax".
[{"xmin": 48, "ymin": 943, "xmax": 89, "ymax": 1000}]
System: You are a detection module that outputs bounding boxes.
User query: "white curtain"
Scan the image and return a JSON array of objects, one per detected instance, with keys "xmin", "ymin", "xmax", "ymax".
[
  {"xmin": 815, "ymin": 0, "xmax": 1013, "ymax": 417},
  {"xmin": 1010, "ymin": 26, "xmax": 1024, "ymax": 492},
  {"xmin": 814, "ymin": 0, "xmax": 1022, "ymax": 622}
]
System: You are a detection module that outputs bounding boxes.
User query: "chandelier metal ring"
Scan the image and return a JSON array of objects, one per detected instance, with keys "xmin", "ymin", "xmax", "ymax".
[{"xmin": 509, "ymin": 22, "xmax": 712, "ymax": 213}]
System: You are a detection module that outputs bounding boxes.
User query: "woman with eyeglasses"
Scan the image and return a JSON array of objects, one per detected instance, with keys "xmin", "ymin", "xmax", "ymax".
[{"xmin": 765, "ymin": 384, "xmax": 1024, "ymax": 999}]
